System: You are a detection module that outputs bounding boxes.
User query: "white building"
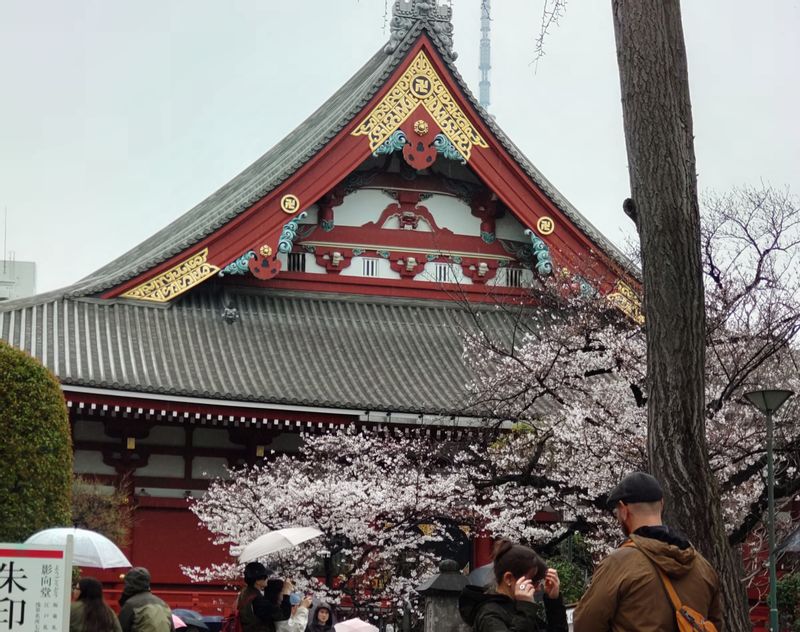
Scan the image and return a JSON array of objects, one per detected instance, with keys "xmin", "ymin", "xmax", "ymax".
[{"xmin": 0, "ymin": 260, "xmax": 36, "ymax": 301}]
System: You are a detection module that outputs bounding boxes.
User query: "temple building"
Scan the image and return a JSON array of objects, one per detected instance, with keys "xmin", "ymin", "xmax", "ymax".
[{"xmin": 1, "ymin": 0, "xmax": 640, "ymax": 608}]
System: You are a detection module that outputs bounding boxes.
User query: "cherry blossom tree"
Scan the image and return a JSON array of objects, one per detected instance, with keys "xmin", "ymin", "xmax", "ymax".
[
  {"xmin": 463, "ymin": 185, "xmax": 800, "ymax": 564},
  {"xmin": 185, "ymin": 430, "xmax": 478, "ymax": 615},
  {"xmin": 188, "ymin": 187, "xmax": 798, "ymax": 619}
]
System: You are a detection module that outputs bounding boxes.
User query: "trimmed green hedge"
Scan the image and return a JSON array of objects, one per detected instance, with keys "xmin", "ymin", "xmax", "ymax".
[{"xmin": 0, "ymin": 340, "xmax": 73, "ymax": 541}]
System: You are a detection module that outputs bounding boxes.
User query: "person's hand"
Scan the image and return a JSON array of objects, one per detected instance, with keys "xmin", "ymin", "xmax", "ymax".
[
  {"xmin": 282, "ymin": 579, "xmax": 294, "ymax": 594},
  {"xmin": 301, "ymin": 596, "xmax": 313, "ymax": 609},
  {"xmin": 542, "ymin": 568, "xmax": 560, "ymax": 599},
  {"xmin": 513, "ymin": 576, "xmax": 536, "ymax": 603}
]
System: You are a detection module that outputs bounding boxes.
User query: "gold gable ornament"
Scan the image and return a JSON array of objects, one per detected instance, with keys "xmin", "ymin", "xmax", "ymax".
[
  {"xmin": 121, "ymin": 248, "xmax": 220, "ymax": 303},
  {"xmin": 352, "ymin": 50, "xmax": 488, "ymax": 162},
  {"xmin": 607, "ymin": 280, "xmax": 645, "ymax": 325}
]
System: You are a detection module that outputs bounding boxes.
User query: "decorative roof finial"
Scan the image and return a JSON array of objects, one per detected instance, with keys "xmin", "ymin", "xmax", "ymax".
[{"xmin": 384, "ymin": 0, "xmax": 457, "ymax": 59}]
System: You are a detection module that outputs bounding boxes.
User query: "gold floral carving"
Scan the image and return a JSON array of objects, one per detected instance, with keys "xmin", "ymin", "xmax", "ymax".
[
  {"xmin": 352, "ymin": 51, "xmax": 488, "ymax": 161},
  {"xmin": 120, "ymin": 248, "xmax": 220, "ymax": 303},
  {"xmin": 413, "ymin": 119, "xmax": 429, "ymax": 136},
  {"xmin": 607, "ymin": 280, "xmax": 645, "ymax": 325}
]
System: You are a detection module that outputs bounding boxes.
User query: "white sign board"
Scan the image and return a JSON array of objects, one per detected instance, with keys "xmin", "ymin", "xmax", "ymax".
[{"xmin": 0, "ymin": 542, "xmax": 72, "ymax": 632}]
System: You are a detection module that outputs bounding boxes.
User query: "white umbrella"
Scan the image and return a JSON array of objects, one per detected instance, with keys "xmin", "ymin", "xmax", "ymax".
[
  {"xmin": 334, "ymin": 619, "xmax": 379, "ymax": 632},
  {"xmin": 25, "ymin": 527, "xmax": 132, "ymax": 569},
  {"xmin": 239, "ymin": 527, "xmax": 323, "ymax": 563}
]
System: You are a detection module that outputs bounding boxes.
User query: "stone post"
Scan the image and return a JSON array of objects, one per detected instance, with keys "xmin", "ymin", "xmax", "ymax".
[{"xmin": 416, "ymin": 559, "xmax": 471, "ymax": 632}]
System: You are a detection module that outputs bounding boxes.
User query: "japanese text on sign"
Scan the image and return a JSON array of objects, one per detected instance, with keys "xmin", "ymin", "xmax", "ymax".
[{"xmin": 0, "ymin": 545, "xmax": 70, "ymax": 632}]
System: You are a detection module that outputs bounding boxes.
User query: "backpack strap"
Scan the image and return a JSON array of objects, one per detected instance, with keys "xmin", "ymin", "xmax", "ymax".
[{"xmin": 621, "ymin": 540, "xmax": 684, "ymax": 613}]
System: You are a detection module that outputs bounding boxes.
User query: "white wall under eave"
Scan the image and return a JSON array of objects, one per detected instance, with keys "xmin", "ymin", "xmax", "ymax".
[
  {"xmin": 299, "ymin": 204, "xmax": 319, "ymax": 224},
  {"xmin": 192, "ymin": 428, "xmax": 238, "ymax": 449},
  {"xmin": 74, "ymin": 450, "xmax": 116, "ymax": 475},
  {"xmin": 488, "ymin": 267, "xmax": 535, "ymax": 288},
  {"xmin": 137, "ymin": 425, "xmax": 184, "ymax": 447},
  {"xmin": 335, "ymin": 189, "xmax": 482, "ymax": 237},
  {"xmin": 136, "ymin": 488, "xmax": 206, "ymax": 499},
  {"xmin": 422, "ymin": 194, "xmax": 481, "ymax": 236},
  {"xmin": 495, "ymin": 210, "xmax": 529, "ymax": 241},
  {"xmin": 339, "ymin": 256, "xmax": 400, "ymax": 280},
  {"xmin": 72, "ymin": 420, "xmax": 115, "ymax": 443},
  {"xmin": 277, "ymin": 251, "xmax": 327, "ymax": 275},
  {"xmin": 192, "ymin": 457, "xmax": 230, "ymax": 480},
  {"xmin": 136, "ymin": 454, "xmax": 184, "ymax": 478},
  {"xmin": 335, "ymin": 189, "xmax": 394, "ymax": 226},
  {"xmin": 419, "ymin": 261, "xmax": 473, "ymax": 285}
]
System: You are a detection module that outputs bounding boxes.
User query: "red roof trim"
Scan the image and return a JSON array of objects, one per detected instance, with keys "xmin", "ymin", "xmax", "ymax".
[{"xmin": 105, "ymin": 35, "xmax": 634, "ymax": 299}]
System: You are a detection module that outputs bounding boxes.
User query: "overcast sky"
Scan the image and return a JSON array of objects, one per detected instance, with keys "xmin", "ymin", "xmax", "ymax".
[{"xmin": 1, "ymin": 1, "xmax": 798, "ymax": 293}]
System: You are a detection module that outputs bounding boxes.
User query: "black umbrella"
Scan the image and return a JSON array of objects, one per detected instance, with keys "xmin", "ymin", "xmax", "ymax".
[
  {"xmin": 172, "ymin": 610, "xmax": 209, "ymax": 631},
  {"xmin": 466, "ymin": 563, "xmax": 494, "ymax": 587}
]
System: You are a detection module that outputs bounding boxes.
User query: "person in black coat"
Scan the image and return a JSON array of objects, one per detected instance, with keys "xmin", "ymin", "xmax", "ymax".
[
  {"xmin": 237, "ymin": 563, "xmax": 292, "ymax": 632},
  {"xmin": 459, "ymin": 539, "xmax": 568, "ymax": 632}
]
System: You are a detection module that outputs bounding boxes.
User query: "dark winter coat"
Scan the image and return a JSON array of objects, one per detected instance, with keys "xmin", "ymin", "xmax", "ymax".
[
  {"xmin": 117, "ymin": 569, "xmax": 174, "ymax": 632},
  {"xmin": 573, "ymin": 526, "xmax": 722, "ymax": 632},
  {"xmin": 237, "ymin": 586, "xmax": 291, "ymax": 632},
  {"xmin": 459, "ymin": 585, "xmax": 568, "ymax": 632}
]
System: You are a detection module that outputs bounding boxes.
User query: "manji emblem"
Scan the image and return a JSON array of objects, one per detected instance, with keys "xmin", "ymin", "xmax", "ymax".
[
  {"xmin": 121, "ymin": 248, "xmax": 220, "ymax": 303},
  {"xmin": 352, "ymin": 51, "xmax": 488, "ymax": 162},
  {"xmin": 537, "ymin": 216, "xmax": 555, "ymax": 235},
  {"xmin": 607, "ymin": 280, "xmax": 645, "ymax": 325},
  {"xmin": 280, "ymin": 194, "xmax": 300, "ymax": 214}
]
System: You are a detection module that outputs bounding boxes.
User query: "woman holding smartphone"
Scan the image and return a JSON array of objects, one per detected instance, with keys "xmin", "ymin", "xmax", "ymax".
[{"xmin": 459, "ymin": 539, "xmax": 568, "ymax": 632}]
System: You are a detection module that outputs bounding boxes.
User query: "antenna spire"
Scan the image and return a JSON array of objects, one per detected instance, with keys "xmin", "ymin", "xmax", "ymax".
[
  {"xmin": 3, "ymin": 206, "xmax": 7, "ymax": 274},
  {"xmin": 479, "ymin": 0, "xmax": 491, "ymax": 109}
]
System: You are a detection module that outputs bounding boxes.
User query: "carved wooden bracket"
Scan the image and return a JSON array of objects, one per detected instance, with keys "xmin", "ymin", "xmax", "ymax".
[
  {"xmin": 399, "ymin": 109, "xmax": 441, "ymax": 169},
  {"xmin": 389, "ymin": 253, "xmax": 427, "ymax": 278},
  {"xmin": 313, "ymin": 249, "xmax": 353, "ymax": 273}
]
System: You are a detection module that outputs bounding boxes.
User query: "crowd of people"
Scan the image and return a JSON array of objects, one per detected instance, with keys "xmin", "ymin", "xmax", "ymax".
[
  {"xmin": 458, "ymin": 471, "xmax": 723, "ymax": 631},
  {"xmin": 68, "ymin": 564, "xmax": 339, "ymax": 632},
  {"xmin": 69, "ymin": 471, "xmax": 724, "ymax": 632},
  {"xmin": 237, "ymin": 561, "xmax": 336, "ymax": 632},
  {"xmin": 69, "ymin": 568, "xmax": 173, "ymax": 632}
]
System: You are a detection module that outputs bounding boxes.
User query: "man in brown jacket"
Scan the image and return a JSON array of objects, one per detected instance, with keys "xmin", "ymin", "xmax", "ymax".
[{"xmin": 573, "ymin": 472, "xmax": 723, "ymax": 631}]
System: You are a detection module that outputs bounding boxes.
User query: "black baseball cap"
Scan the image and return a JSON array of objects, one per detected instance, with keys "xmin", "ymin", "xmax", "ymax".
[
  {"xmin": 606, "ymin": 471, "xmax": 663, "ymax": 509},
  {"xmin": 244, "ymin": 561, "xmax": 274, "ymax": 585}
]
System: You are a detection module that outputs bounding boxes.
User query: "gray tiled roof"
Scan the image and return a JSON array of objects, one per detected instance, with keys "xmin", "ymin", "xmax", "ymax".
[
  {"xmin": 0, "ymin": 18, "xmax": 635, "ymax": 414},
  {"xmin": 44, "ymin": 19, "xmax": 632, "ymax": 302},
  {"xmin": 0, "ymin": 288, "xmax": 522, "ymax": 416}
]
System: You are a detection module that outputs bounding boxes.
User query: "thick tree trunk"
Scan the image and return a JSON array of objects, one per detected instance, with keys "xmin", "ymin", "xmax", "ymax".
[{"xmin": 610, "ymin": 1, "xmax": 750, "ymax": 630}]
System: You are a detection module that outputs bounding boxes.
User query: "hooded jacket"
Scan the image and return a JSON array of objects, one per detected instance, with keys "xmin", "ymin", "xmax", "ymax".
[
  {"xmin": 305, "ymin": 603, "xmax": 335, "ymax": 632},
  {"xmin": 117, "ymin": 568, "xmax": 174, "ymax": 632},
  {"xmin": 573, "ymin": 527, "xmax": 722, "ymax": 632},
  {"xmin": 459, "ymin": 585, "xmax": 568, "ymax": 632}
]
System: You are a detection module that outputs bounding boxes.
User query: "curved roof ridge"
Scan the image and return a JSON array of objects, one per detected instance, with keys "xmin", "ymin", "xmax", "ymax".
[
  {"xmin": 63, "ymin": 25, "xmax": 426, "ymax": 300},
  {"xmin": 13, "ymin": 16, "xmax": 636, "ymax": 309}
]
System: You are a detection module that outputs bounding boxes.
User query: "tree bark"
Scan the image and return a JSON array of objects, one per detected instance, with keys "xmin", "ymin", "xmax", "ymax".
[{"xmin": 610, "ymin": 1, "xmax": 750, "ymax": 630}]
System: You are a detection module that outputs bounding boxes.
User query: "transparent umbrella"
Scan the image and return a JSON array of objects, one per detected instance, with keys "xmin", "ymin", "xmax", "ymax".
[
  {"xmin": 25, "ymin": 527, "xmax": 131, "ymax": 569},
  {"xmin": 334, "ymin": 619, "xmax": 379, "ymax": 632},
  {"xmin": 238, "ymin": 527, "xmax": 323, "ymax": 563}
]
